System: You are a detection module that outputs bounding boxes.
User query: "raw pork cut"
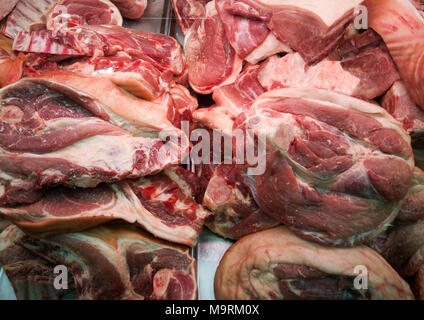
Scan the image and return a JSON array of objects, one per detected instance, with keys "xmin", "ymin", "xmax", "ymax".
[
  {"xmin": 46, "ymin": 0, "xmax": 123, "ymax": 33},
  {"xmin": 13, "ymin": 30, "xmax": 82, "ymax": 56},
  {"xmin": 16, "ymin": 223, "xmax": 198, "ymax": 300},
  {"xmin": 0, "ymin": 78, "xmax": 188, "ymax": 206},
  {"xmin": 370, "ymin": 168, "xmax": 424, "ymax": 298},
  {"xmin": 236, "ymin": 88, "xmax": 414, "ymax": 246},
  {"xmin": 215, "ymin": 0, "xmax": 291, "ymax": 61},
  {"xmin": 0, "ymin": 225, "xmax": 74, "ymax": 300},
  {"xmin": 382, "ymin": 81, "xmax": 424, "ymax": 138},
  {"xmin": 201, "ymin": 164, "xmax": 279, "ymax": 239},
  {"xmin": 171, "ymin": 0, "xmax": 210, "ymax": 35},
  {"xmin": 366, "ymin": 0, "xmax": 424, "ymax": 110},
  {"xmin": 183, "ymin": 1, "xmax": 242, "ymax": 94},
  {"xmin": 212, "ymin": 64, "xmax": 265, "ymax": 113},
  {"xmin": 223, "ymin": 0, "xmax": 364, "ymax": 64},
  {"xmin": 192, "ymin": 65, "xmax": 264, "ymax": 136},
  {"xmin": 215, "ymin": 0, "xmax": 269, "ymax": 59},
  {"xmin": 14, "ymin": 25, "xmax": 186, "ymax": 78},
  {"xmin": 382, "ymin": 81, "xmax": 424, "ymax": 171},
  {"xmin": 2, "ymin": 0, "xmax": 59, "ymax": 39},
  {"xmin": 32, "ymin": 72, "xmax": 187, "ymax": 134},
  {"xmin": 244, "ymin": 32, "xmax": 291, "ymax": 64},
  {"xmin": 111, "ymin": 0, "xmax": 147, "ymax": 19},
  {"xmin": 215, "ymin": 226, "xmax": 414, "ymax": 300},
  {"xmin": 0, "ymin": 166, "xmax": 209, "ymax": 246},
  {"xmin": 57, "ymin": 56, "xmax": 167, "ymax": 101},
  {"xmin": 258, "ymin": 45, "xmax": 399, "ymax": 100}
]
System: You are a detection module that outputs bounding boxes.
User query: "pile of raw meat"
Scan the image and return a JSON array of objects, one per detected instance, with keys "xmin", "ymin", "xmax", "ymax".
[{"xmin": 0, "ymin": 0, "xmax": 424, "ymax": 300}]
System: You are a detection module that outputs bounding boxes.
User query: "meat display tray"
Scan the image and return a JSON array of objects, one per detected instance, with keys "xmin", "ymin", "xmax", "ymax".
[{"xmin": 0, "ymin": 0, "xmax": 233, "ymax": 301}]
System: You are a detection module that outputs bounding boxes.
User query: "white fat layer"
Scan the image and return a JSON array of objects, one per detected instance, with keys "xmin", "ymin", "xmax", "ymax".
[
  {"xmin": 245, "ymin": 32, "xmax": 291, "ymax": 64},
  {"xmin": 11, "ymin": 135, "xmax": 151, "ymax": 178}
]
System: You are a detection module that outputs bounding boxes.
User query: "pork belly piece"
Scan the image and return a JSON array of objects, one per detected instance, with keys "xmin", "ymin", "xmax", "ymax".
[
  {"xmin": 366, "ymin": 0, "xmax": 424, "ymax": 110},
  {"xmin": 8, "ymin": 223, "xmax": 198, "ymax": 300},
  {"xmin": 0, "ymin": 77, "xmax": 188, "ymax": 206},
  {"xmin": 14, "ymin": 25, "xmax": 185, "ymax": 78},
  {"xmin": 2, "ymin": 0, "xmax": 60, "ymax": 39},
  {"xmin": 236, "ymin": 88, "xmax": 413, "ymax": 246},
  {"xmin": 0, "ymin": 225, "xmax": 74, "ymax": 300},
  {"xmin": 13, "ymin": 29, "xmax": 82, "ymax": 56},
  {"xmin": 215, "ymin": 226, "xmax": 414, "ymax": 300}
]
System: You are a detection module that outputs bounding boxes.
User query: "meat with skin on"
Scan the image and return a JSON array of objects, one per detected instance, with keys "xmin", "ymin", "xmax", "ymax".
[
  {"xmin": 215, "ymin": 226, "xmax": 414, "ymax": 300},
  {"xmin": 14, "ymin": 223, "xmax": 198, "ymax": 300},
  {"xmin": 55, "ymin": 56, "xmax": 167, "ymax": 101},
  {"xmin": 32, "ymin": 72, "xmax": 187, "ymax": 134},
  {"xmin": 0, "ymin": 77, "xmax": 189, "ymax": 206},
  {"xmin": 111, "ymin": 0, "xmax": 147, "ymax": 19},
  {"xmin": 183, "ymin": 1, "xmax": 243, "ymax": 94},
  {"xmin": 0, "ymin": 225, "xmax": 74, "ymax": 300},
  {"xmin": 0, "ymin": 166, "xmax": 209, "ymax": 246},
  {"xmin": 366, "ymin": 0, "xmax": 424, "ymax": 110},
  {"xmin": 236, "ymin": 88, "xmax": 414, "ymax": 246}
]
